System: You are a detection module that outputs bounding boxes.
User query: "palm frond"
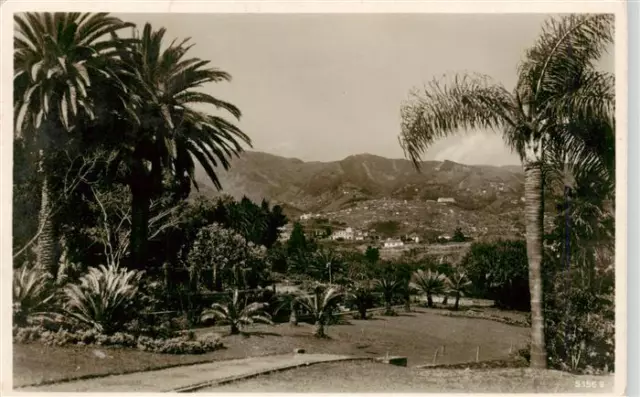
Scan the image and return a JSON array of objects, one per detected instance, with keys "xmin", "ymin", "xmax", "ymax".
[{"xmin": 399, "ymin": 73, "xmax": 517, "ymax": 168}]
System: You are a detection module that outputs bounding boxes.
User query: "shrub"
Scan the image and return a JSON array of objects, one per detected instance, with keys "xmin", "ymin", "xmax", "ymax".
[
  {"xmin": 460, "ymin": 240, "xmax": 530, "ymax": 311},
  {"xmin": 62, "ymin": 264, "xmax": 144, "ymax": 334},
  {"xmin": 13, "ymin": 326, "xmax": 223, "ymax": 355},
  {"xmin": 201, "ymin": 289, "xmax": 273, "ymax": 334},
  {"xmin": 544, "ymin": 269, "xmax": 614, "ymax": 374},
  {"xmin": 13, "ymin": 265, "xmax": 56, "ymax": 326},
  {"xmin": 14, "ymin": 325, "xmax": 45, "ymax": 343}
]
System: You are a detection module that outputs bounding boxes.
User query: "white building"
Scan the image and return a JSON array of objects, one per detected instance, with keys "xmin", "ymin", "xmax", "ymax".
[
  {"xmin": 383, "ymin": 238, "xmax": 404, "ymax": 248},
  {"xmin": 437, "ymin": 197, "xmax": 456, "ymax": 204},
  {"xmin": 332, "ymin": 227, "xmax": 355, "ymax": 240}
]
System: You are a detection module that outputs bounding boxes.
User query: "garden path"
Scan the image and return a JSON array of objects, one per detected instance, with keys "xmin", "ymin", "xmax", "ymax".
[{"xmin": 19, "ymin": 353, "xmax": 368, "ymax": 392}]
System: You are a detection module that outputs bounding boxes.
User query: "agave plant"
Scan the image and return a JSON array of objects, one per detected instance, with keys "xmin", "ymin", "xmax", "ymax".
[
  {"xmin": 62, "ymin": 264, "xmax": 144, "ymax": 334},
  {"xmin": 411, "ymin": 269, "xmax": 446, "ymax": 308},
  {"xmin": 13, "ymin": 265, "xmax": 56, "ymax": 326},
  {"xmin": 296, "ymin": 286, "xmax": 347, "ymax": 338},
  {"xmin": 445, "ymin": 271, "xmax": 473, "ymax": 311},
  {"xmin": 201, "ymin": 289, "xmax": 273, "ymax": 335}
]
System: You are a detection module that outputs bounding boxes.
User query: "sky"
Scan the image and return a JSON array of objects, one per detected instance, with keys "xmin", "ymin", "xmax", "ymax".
[{"xmin": 115, "ymin": 13, "xmax": 614, "ymax": 166}]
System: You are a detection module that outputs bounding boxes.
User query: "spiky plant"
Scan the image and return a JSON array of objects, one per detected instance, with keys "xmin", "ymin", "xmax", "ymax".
[
  {"xmin": 296, "ymin": 286, "xmax": 347, "ymax": 338},
  {"xmin": 62, "ymin": 264, "xmax": 143, "ymax": 333},
  {"xmin": 13, "ymin": 265, "xmax": 56, "ymax": 326},
  {"xmin": 411, "ymin": 269, "xmax": 446, "ymax": 308},
  {"xmin": 201, "ymin": 289, "xmax": 273, "ymax": 335},
  {"xmin": 445, "ymin": 271, "xmax": 473, "ymax": 311}
]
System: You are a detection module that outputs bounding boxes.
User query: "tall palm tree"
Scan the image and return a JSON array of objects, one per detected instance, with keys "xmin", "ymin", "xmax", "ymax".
[
  {"xmin": 411, "ymin": 269, "xmax": 446, "ymax": 308},
  {"xmin": 115, "ymin": 24, "xmax": 251, "ymax": 269},
  {"xmin": 398, "ymin": 15, "xmax": 614, "ymax": 368},
  {"xmin": 13, "ymin": 12, "xmax": 134, "ymax": 275}
]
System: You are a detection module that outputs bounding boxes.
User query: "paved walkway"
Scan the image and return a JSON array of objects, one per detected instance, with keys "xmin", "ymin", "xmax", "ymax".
[{"xmin": 20, "ymin": 353, "xmax": 365, "ymax": 393}]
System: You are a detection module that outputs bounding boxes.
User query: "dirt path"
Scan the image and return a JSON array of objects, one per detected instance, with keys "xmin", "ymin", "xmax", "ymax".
[{"xmin": 18, "ymin": 353, "xmax": 364, "ymax": 393}]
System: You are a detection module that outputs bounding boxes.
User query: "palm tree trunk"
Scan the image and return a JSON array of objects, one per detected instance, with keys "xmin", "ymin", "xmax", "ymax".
[
  {"xmin": 289, "ymin": 301, "xmax": 298, "ymax": 326},
  {"xmin": 427, "ymin": 293, "xmax": 433, "ymax": 308},
  {"xmin": 524, "ymin": 164, "xmax": 548, "ymax": 369},
  {"xmin": 454, "ymin": 292, "xmax": 461, "ymax": 311},
  {"xmin": 404, "ymin": 291, "xmax": 411, "ymax": 312},
  {"xmin": 313, "ymin": 320, "xmax": 325, "ymax": 338},
  {"xmin": 359, "ymin": 304, "xmax": 368, "ymax": 320},
  {"xmin": 442, "ymin": 295, "xmax": 449, "ymax": 305},
  {"xmin": 35, "ymin": 165, "xmax": 57, "ymax": 276},
  {"xmin": 230, "ymin": 323, "xmax": 240, "ymax": 335}
]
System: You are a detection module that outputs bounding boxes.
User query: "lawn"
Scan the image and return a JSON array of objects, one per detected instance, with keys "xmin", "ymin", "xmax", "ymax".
[
  {"xmin": 13, "ymin": 308, "xmax": 529, "ymax": 388},
  {"xmin": 204, "ymin": 361, "xmax": 615, "ymax": 393}
]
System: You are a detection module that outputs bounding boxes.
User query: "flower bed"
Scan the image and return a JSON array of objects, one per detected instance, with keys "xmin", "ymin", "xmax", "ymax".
[{"xmin": 13, "ymin": 326, "xmax": 223, "ymax": 355}]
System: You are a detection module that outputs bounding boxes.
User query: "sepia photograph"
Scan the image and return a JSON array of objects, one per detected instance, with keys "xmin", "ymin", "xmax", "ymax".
[{"xmin": 2, "ymin": 3, "xmax": 627, "ymax": 395}]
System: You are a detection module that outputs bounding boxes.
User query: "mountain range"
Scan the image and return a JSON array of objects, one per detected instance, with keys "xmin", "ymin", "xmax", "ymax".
[{"xmin": 191, "ymin": 151, "xmax": 528, "ymax": 240}]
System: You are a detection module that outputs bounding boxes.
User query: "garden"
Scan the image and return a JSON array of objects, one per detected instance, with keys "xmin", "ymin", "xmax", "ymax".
[{"xmin": 12, "ymin": 11, "xmax": 616, "ymax": 391}]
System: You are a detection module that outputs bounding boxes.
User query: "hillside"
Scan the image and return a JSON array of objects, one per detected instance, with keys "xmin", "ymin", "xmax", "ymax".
[{"xmin": 192, "ymin": 151, "xmax": 527, "ymax": 240}]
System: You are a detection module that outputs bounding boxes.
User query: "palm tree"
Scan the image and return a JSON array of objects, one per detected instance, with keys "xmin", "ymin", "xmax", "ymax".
[
  {"xmin": 115, "ymin": 23, "xmax": 251, "ymax": 269},
  {"xmin": 201, "ymin": 289, "xmax": 273, "ymax": 335},
  {"xmin": 395, "ymin": 262, "xmax": 417, "ymax": 312},
  {"xmin": 348, "ymin": 281, "xmax": 375, "ymax": 320},
  {"xmin": 398, "ymin": 15, "xmax": 614, "ymax": 368},
  {"xmin": 411, "ymin": 269, "xmax": 446, "ymax": 308},
  {"xmin": 445, "ymin": 271, "xmax": 472, "ymax": 311},
  {"xmin": 13, "ymin": 12, "xmax": 134, "ymax": 275},
  {"xmin": 296, "ymin": 286, "xmax": 346, "ymax": 338},
  {"xmin": 374, "ymin": 275, "xmax": 402, "ymax": 315}
]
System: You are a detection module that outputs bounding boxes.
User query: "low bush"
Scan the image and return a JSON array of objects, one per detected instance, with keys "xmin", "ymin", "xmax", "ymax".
[{"xmin": 12, "ymin": 325, "xmax": 223, "ymax": 355}]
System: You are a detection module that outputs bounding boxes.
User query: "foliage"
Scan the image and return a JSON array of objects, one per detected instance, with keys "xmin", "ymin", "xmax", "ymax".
[
  {"xmin": 13, "ymin": 325, "xmax": 222, "ymax": 354},
  {"xmin": 12, "ymin": 265, "xmax": 57, "ymax": 326},
  {"xmin": 296, "ymin": 286, "xmax": 347, "ymax": 337},
  {"xmin": 62, "ymin": 264, "xmax": 144, "ymax": 333},
  {"xmin": 373, "ymin": 263, "xmax": 403, "ymax": 314},
  {"xmin": 445, "ymin": 271, "xmax": 473, "ymax": 310},
  {"xmin": 461, "ymin": 240, "xmax": 531, "ymax": 311},
  {"xmin": 411, "ymin": 269, "xmax": 446, "ymax": 308},
  {"xmin": 187, "ymin": 223, "xmax": 269, "ymax": 291},
  {"xmin": 287, "ymin": 222, "xmax": 308, "ymax": 255},
  {"xmin": 544, "ymin": 269, "xmax": 614, "ymax": 373},
  {"xmin": 364, "ymin": 246, "xmax": 380, "ymax": 265},
  {"xmin": 201, "ymin": 289, "xmax": 273, "ymax": 334}
]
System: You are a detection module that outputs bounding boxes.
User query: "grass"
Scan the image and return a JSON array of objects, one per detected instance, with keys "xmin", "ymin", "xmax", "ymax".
[
  {"xmin": 205, "ymin": 361, "xmax": 615, "ymax": 393},
  {"xmin": 13, "ymin": 308, "xmax": 529, "ymax": 388}
]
